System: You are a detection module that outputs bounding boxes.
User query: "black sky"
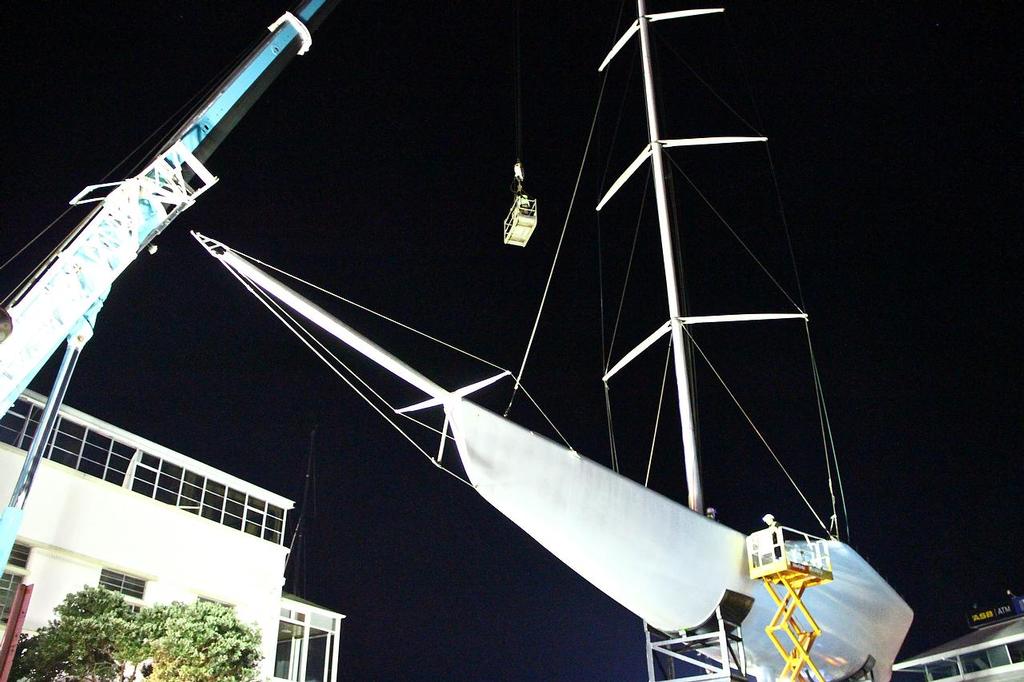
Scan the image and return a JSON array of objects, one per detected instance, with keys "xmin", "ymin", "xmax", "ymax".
[{"xmin": 2, "ymin": 2, "xmax": 1022, "ymax": 680}]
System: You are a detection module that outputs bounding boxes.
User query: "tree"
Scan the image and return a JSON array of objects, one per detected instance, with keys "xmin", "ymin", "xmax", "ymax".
[
  {"xmin": 141, "ymin": 601, "xmax": 262, "ymax": 682},
  {"xmin": 12, "ymin": 588, "xmax": 262, "ymax": 682},
  {"xmin": 12, "ymin": 586, "xmax": 139, "ymax": 682}
]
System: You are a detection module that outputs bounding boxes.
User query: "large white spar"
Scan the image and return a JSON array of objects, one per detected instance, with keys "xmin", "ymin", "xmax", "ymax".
[{"xmin": 194, "ymin": 233, "xmax": 912, "ymax": 681}]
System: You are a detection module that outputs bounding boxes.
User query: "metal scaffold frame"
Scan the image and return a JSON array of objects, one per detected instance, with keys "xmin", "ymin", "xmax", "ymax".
[{"xmin": 645, "ymin": 593, "xmax": 750, "ymax": 682}]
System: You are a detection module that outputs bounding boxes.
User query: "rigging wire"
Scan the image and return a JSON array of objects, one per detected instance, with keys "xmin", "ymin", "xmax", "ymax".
[
  {"xmin": 653, "ymin": 32, "xmax": 762, "ymax": 137},
  {"xmin": 285, "ymin": 425, "xmax": 319, "ymax": 596},
  {"xmin": 722, "ymin": 13, "xmax": 850, "ymax": 539},
  {"xmin": 0, "ymin": 206, "xmax": 76, "ymax": 281},
  {"xmin": 596, "ymin": 31, "xmax": 638, "ymax": 472},
  {"xmin": 226, "ymin": 246, "xmax": 579, "ymax": 450},
  {"xmin": 665, "ymin": 155, "xmax": 803, "ymax": 313},
  {"xmin": 501, "ymin": 48, "xmax": 616, "ymax": 418},
  {"xmin": 680, "ymin": 324, "xmax": 830, "ymax": 536},
  {"xmin": 666, "ymin": 151, "xmax": 844, "ymax": 537},
  {"xmin": 512, "ymin": 0, "xmax": 523, "ymax": 165},
  {"xmin": 1, "ymin": 34, "xmax": 260, "ymax": 304},
  {"xmin": 229, "ymin": 245, "xmax": 505, "ymax": 373},
  {"xmin": 221, "ymin": 246, "xmax": 578, "ymax": 465},
  {"xmin": 643, "ymin": 340, "xmax": 674, "ymax": 488},
  {"xmin": 219, "ymin": 258, "xmax": 476, "ymax": 489},
  {"xmin": 806, "ymin": 322, "xmax": 850, "ymax": 540},
  {"xmin": 605, "ymin": 169, "xmax": 651, "ymax": 366}
]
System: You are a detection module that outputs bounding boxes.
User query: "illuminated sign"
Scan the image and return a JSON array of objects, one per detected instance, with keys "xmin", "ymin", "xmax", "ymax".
[{"xmin": 966, "ymin": 598, "xmax": 1022, "ymax": 628}]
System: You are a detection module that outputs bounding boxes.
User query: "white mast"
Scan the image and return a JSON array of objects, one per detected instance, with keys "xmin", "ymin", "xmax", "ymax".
[{"xmin": 636, "ymin": 0, "xmax": 703, "ymax": 513}]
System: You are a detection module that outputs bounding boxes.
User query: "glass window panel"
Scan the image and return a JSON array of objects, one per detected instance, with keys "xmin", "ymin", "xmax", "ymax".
[
  {"xmin": 181, "ymin": 482, "xmax": 203, "ymax": 501},
  {"xmin": 98, "ymin": 568, "xmax": 146, "ymax": 600},
  {"xmin": 1009, "ymin": 641, "xmax": 1024, "ymax": 663},
  {"xmin": 310, "ymin": 612, "xmax": 334, "ymax": 631},
  {"xmin": 248, "ymin": 496, "xmax": 266, "ymax": 512},
  {"xmin": 205, "ymin": 480, "xmax": 225, "ymax": 497},
  {"xmin": 155, "ymin": 486, "xmax": 177, "ymax": 505},
  {"xmin": 268, "ymin": 504, "xmax": 285, "ymax": 520},
  {"xmin": 983, "ymin": 645, "xmax": 1010, "ymax": 668},
  {"xmin": 202, "ymin": 505, "xmax": 223, "ymax": 523},
  {"xmin": 223, "ymin": 512, "xmax": 243, "ymax": 530},
  {"xmin": 305, "ymin": 627, "xmax": 330, "ymax": 682},
  {"xmin": 132, "ymin": 479, "xmax": 155, "ymax": 497},
  {"xmin": 109, "ymin": 443, "xmax": 136, "ymax": 472},
  {"xmin": 0, "ymin": 572, "xmax": 23, "ymax": 622},
  {"xmin": 50, "ymin": 427, "xmax": 81, "ymax": 468},
  {"xmin": 227, "ymin": 488, "xmax": 246, "ymax": 504},
  {"xmin": 78, "ymin": 456, "xmax": 105, "ymax": 478},
  {"xmin": 134, "ymin": 464, "xmax": 157, "ymax": 484},
  {"xmin": 225, "ymin": 499, "xmax": 244, "ymax": 518},
  {"xmin": 158, "ymin": 471, "xmax": 182, "ymax": 494},
  {"xmin": 274, "ymin": 620, "xmax": 304, "ymax": 680},
  {"xmin": 56, "ymin": 418, "xmax": 86, "ymax": 441},
  {"xmin": 244, "ymin": 521, "xmax": 262, "ymax": 537},
  {"xmin": 85, "ymin": 429, "xmax": 111, "ymax": 450},
  {"xmin": 160, "ymin": 462, "xmax": 183, "ymax": 479},
  {"xmin": 183, "ymin": 470, "xmax": 204, "ymax": 486},
  {"xmin": 265, "ymin": 514, "xmax": 284, "ymax": 532},
  {"xmin": 203, "ymin": 487, "xmax": 224, "ymax": 505},
  {"xmin": 140, "ymin": 453, "xmax": 160, "ymax": 468},
  {"xmin": 7, "ymin": 543, "xmax": 30, "ymax": 569},
  {"xmin": 0, "ymin": 409, "xmax": 27, "ymax": 446},
  {"xmin": 79, "ymin": 443, "xmax": 109, "ymax": 469},
  {"xmin": 105, "ymin": 468, "xmax": 127, "ymax": 486},
  {"xmin": 264, "ymin": 528, "xmax": 282, "ymax": 544},
  {"xmin": 926, "ymin": 660, "xmax": 960, "ymax": 679}
]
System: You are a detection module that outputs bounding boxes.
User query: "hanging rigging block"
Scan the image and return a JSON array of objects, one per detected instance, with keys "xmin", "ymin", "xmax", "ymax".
[{"xmin": 503, "ymin": 194, "xmax": 538, "ymax": 246}]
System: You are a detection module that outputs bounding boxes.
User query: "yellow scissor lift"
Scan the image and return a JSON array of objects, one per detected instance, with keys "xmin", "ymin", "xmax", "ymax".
[{"xmin": 746, "ymin": 516, "xmax": 834, "ymax": 682}]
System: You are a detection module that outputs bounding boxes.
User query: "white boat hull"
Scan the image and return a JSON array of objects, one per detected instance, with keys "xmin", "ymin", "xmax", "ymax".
[{"xmin": 448, "ymin": 399, "xmax": 912, "ymax": 681}]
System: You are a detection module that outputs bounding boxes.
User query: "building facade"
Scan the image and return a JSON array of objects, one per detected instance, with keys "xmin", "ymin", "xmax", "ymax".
[
  {"xmin": 1, "ymin": 390, "xmax": 342, "ymax": 681},
  {"xmin": 893, "ymin": 606, "xmax": 1024, "ymax": 681}
]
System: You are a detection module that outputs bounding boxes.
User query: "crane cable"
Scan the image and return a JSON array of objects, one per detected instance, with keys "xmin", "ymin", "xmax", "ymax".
[
  {"xmin": 504, "ymin": 4, "xmax": 624, "ymax": 417},
  {"xmin": 512, "ymin": 0, "xmax": 524, "ymax": 176}
]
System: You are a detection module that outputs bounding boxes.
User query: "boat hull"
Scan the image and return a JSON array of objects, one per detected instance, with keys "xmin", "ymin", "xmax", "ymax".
[{"xmin": 448, "ymin": 399, "xmax": 912, "ymax": 680}]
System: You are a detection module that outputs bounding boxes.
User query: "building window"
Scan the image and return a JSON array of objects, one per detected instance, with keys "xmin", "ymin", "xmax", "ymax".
[
  {"xmin": 8, "ymin": 542, "xmax": 30, "ymax": 569},
  {"xmin": 0, "ymin": 572, "xmax": 23, "ymax": 622},
  {"xmin": 1, "ymin": 542, "xmax": 31, "ymax": 622},
  {"xmin": 197, "ymin": 596, "xmax": 233, "ymax": 609},
  {"xmin": 960, "ymin": 645, "xmax": 1011, "ymax": 673},
  {"xmin": 274, "ymin": 606, "xmax": 341, "ymax": 682},
  {"xmin": 1, "ymin": 398, "xmax": 135, "ymax": 485},
  {"xmin": 4, "ymin": 394, "xmax": 289, "ymax": 545},
  {"xmin": 924, "ymin": 659, "xmax": 960, "ymax": 680},
  {"xmin": 99, "ymin": 568, "xmax": 146, "ymax": 600}
]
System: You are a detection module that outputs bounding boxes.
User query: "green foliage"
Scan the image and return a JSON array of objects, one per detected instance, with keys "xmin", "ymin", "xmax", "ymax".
[
  {"xmin": 11, "ymin": 587, "xmax": 262, "ymax": 682},
  {"xmin": 12, "ymin": 586, "xmax": 139, "ymax": 682},
  {"xmin": 145, "ymin": 601, "xmax": 262, "ymax": 682}
]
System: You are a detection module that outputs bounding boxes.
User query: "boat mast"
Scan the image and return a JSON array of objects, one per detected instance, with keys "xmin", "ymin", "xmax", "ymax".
[{"xmin": 636, "ymin": 0, "xmax": 703, "ymax": 513}]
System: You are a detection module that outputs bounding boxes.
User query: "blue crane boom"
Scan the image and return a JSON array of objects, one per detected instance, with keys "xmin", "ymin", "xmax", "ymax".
[{"xmin": 0, "ymin": 0, "xmax": 339, "ymax": 565}]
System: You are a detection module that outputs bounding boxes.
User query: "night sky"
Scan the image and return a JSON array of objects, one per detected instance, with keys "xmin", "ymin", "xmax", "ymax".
[{"xmin": 2, "ymin": 2, "xmax": 1021, "ymax": 680}]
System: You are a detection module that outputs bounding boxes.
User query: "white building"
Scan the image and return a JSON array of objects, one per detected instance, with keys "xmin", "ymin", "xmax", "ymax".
[
  {"xmin": 0, "ymin": 390, "xmax": 343, "ymax": 682},
  {"xmin": 893, "ymin": 608, "xmax": 1024, "ymax": 681}
]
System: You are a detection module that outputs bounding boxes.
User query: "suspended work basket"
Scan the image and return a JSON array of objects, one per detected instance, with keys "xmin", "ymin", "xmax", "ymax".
[{"xmin": 503, "ymin": 193, "xmax": 538, "ymax": 247}]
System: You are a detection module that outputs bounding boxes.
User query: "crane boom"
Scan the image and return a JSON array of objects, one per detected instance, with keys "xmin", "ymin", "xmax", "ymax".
[{"xmin": 0, "ymin": 0, "xmax": 338, "ymax": 417}]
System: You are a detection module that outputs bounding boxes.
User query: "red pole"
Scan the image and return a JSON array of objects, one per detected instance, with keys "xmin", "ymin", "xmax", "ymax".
[{"xmin": 0, "ymin": 582, "xmax": 33, "ymax": 682}]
